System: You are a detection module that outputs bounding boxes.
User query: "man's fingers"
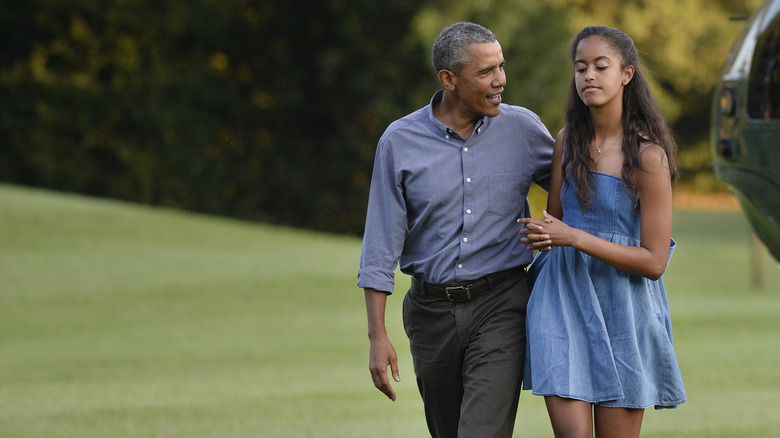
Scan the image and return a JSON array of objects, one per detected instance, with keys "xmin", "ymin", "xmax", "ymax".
[
  {"xmin": 370, "ymin": 363, "xmax": 398, "ymax": 401},
  {"xmin": 383, "ymin": 384, "xmax": 397, "ymax": 401},
  {"xmin": 390, "ymin": 357, "xmax": 401, "ymax": 383},
  {"xmin": 373, "ymin": 372, "xmax": 397, "ymax": 401}
]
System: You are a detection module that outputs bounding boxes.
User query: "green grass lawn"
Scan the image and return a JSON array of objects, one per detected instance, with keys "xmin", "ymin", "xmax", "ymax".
[{"xmin": 1, "ymin": 184, "xmax": 779, "ymax": 437}]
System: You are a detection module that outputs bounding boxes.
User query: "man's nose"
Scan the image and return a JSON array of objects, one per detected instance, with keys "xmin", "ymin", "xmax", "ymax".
[{"xmin": 494, "ymin": 69, "xmax": 507, "ymax": 87}]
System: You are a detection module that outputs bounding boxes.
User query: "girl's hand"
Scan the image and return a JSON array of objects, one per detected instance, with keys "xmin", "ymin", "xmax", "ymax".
[
  {"xmin": 518, "ymin": 211, "xmax": 553, "ymax": 251},
  {"xmin": 518, "ymin": 210, "xmax": 574, "ymax": 251}
]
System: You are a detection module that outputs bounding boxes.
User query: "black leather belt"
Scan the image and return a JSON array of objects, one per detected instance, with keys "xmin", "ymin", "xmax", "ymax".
[{"xmin": 411, "ymin": 266, "xmax": 526, "ymax": 302}]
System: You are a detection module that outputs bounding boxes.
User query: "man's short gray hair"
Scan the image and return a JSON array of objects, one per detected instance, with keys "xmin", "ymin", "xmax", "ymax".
[{"xmin": 432, "ymin": 22, "xmax": 497, "ymax": 75}]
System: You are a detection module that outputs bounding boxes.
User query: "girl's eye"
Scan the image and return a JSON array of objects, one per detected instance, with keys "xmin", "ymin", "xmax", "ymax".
[
  {"xmin": 596, "ymin": 66, "xmax": 608, "ymax": 71},
  {"xmin": 576, "ymin": 68, "xmax": 586, "ymax": 73}
]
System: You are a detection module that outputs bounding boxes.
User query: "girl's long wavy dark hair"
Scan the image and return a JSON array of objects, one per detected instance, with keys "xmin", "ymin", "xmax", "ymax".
[{"xmin": 563, "ymin": 26, "xmax": 678, "ymax": 209}]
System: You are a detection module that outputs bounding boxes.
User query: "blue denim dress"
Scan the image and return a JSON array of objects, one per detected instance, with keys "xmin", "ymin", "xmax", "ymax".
[{"xmin": 524, "ymin": 171, "xmax": 686, "ymax": 409}]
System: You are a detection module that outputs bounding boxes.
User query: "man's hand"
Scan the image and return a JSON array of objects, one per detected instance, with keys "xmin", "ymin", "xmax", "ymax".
[
  {"xmin": 368, "ymin": 334, "xmax": 400, "ymax": 401},
  {"xmin": 364, "ymin": 288, "xmax": 400, "ymax": 401},
  {"xmin": 518, "ymin": 212, "xmax": 553, "ymax": 251}
]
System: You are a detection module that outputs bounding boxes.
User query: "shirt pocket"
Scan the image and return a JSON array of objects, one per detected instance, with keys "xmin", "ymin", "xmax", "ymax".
[{"xmin": 488, "ymin": 173, "xmax": 524, "ymax": 216}]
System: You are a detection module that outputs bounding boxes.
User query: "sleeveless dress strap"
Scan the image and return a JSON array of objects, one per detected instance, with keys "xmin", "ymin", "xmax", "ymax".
[{"xmin": 639, "ymin": 142, "xmax": 656, "ymax": 154}]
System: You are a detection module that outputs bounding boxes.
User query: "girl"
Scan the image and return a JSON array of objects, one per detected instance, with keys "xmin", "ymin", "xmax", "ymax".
[{"xmin": 519, "ymin": 26, "xmax": 686, "ymax": 438}]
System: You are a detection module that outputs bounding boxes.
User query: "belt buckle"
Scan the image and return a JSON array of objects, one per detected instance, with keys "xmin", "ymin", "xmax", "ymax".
[{"xmin": 445, "ymin": 285, "xmax": 471, "ymax": 302}]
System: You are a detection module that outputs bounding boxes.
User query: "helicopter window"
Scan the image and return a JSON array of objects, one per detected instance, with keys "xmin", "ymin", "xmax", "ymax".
[{"xmin": 748, "ymin": 17, "xmax": 780, "ymax": 119}]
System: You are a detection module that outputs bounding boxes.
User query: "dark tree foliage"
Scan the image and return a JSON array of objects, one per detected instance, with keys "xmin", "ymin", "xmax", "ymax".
[{"xmin": 0, "ymin": 0, "xmax": 436, "ymax": 235}]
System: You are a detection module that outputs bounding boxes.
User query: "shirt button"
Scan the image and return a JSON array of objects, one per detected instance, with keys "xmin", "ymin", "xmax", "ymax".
[
  {"xmin": 463, "ymin": 237, "xmax": 468, "ymax": 243},
  {"xmin": 477, "ymin": 128, "xmax": 482, "ymax": 134},
  {"xmin": 446, "ymin": 134, "xmax": 450, "ymax": 139},
  {"xmin": 464, "ymin": 147, "xmax": 469, "ymax": 152},
  {"xmin": 466, "ymin": 178, "xmax": 472, "ymax": 183},
  {"xmin": 466, "ymin": 209, "xmax": 472, "ymax": 214},
  {"xmin": 457, "ymin": 264, "xmax": 463, "ymax": 269}
]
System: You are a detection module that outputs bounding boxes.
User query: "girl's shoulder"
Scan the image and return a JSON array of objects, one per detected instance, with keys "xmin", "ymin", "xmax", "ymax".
[
  {"xmin": 634, "ymin": 130, "xmax": 669, "ymax": 171},
  {"xmin": 554, "ymin": 127, "xmax": 567, "ymax": 153},
  {"xmin": 636, "ymin": 130, "xmax": 663, "ymax": 154},
  {"xmin": 555, "ymin": 127, "xmax": 567, "ymax": 143}
]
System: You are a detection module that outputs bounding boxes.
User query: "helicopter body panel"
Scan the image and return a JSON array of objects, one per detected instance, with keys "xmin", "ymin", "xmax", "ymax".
[{"xmin": 712, "ymin": 0, "xmax": 780, "ymax": 261}]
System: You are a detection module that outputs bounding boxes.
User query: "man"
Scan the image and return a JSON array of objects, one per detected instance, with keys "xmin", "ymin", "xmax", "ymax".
[{"xmin": 358, "ymin": 22, "xmax": 554, "ymax": 437}]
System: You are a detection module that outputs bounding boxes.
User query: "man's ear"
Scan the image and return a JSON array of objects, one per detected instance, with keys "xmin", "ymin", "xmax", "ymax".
[{"xmin": 438, "ymin": 70, "xmax": 457, "ymax": 90}]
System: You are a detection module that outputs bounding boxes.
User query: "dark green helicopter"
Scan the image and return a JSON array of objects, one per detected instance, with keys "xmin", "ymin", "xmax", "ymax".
[{"xmin": 711, "ymin": 0, "xmax": 780, "ymax": 262}]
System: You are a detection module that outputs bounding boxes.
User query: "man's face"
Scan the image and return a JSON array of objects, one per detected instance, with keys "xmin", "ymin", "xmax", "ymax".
[{"xmin": 452, "ymin": 41, "xmax": 506, "ymax": 119}]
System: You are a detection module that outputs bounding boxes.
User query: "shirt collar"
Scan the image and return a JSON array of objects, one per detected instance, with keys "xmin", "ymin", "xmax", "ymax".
[{"xmin": 427, "ymin": 90, "xmax": 490, "ymax": 138}]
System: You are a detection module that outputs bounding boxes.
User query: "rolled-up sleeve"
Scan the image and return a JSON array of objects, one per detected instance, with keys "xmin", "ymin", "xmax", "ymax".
[
  {"xmin": 357, "ymin": 137, "xmax": 407, "ymax": 294},
  {"xmin": 530, "ymin": 114, "xmax": 555, "ymax": 191}
]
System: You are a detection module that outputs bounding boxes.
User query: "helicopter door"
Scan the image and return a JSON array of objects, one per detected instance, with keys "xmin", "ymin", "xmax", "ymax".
[{"xmin": 748, "ymin": 15, "xmax": 780, "ymax": 119}]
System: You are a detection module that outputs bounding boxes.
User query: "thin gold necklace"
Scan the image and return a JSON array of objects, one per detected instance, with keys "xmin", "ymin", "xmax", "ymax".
[{"xmin": 591, "ymin": 129, "xmax": 623, "ymax": 163}]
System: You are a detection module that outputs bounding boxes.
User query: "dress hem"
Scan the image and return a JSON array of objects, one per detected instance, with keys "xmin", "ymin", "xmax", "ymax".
[{"xmin": 529, "ymin": 391, "xmax": 686, "ymax": 410}]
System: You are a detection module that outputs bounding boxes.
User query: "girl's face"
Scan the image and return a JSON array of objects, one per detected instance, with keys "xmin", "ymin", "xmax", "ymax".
[{"xmin": 573, "ymin": 36, "xmax": 634, "ymax": 109}]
